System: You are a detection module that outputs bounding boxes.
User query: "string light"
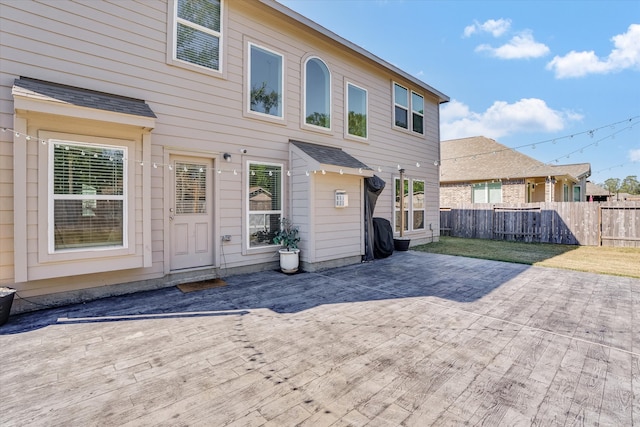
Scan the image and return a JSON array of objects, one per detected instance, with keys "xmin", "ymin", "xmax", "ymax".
[{"xmin": 4, "ymin": 114, "xmax": 636, "ymax": 183}]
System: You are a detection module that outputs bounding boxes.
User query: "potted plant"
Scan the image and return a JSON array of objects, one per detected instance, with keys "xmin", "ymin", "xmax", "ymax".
[{"xmin": 273, "ymin": 217, "xmax": 301, "ymax": 273}]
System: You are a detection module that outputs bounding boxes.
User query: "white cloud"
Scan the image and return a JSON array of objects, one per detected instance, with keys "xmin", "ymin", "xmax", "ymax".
[
  {"xmin": 475, "ymin": 31, "xmax": 550, "ymax": 59},
  {"xmin": 440, "ymin": 98, "xmax": 583, "ymax": 140},
  {"xmin": 630, "ymin": 148, "xmax": 640, "ymax": 162},
  {"xmin": 463, "ymin": 19, "xmax": 511, "ymax": 38},
  {"xmin": 546, "ymin": 24, "xmax": 640, "ymax": 78}
]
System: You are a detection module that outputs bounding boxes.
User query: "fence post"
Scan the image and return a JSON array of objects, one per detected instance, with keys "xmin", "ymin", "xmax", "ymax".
[{"xmin": 598, "ymin": 205, "xmax": 602, "ymax": 246}]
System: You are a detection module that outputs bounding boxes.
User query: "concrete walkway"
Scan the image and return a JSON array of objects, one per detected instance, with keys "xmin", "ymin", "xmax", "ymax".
[{"xmin": 1, "ymin": 251, "xmax": 638, "ymax": 426}]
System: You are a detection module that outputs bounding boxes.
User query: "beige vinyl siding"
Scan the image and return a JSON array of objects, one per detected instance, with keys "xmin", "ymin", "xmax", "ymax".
[
  {"xmin": 291, "ymin": 150, "xmax": 312, "ymax": 262},
  {"xmin": 312, "ymin": 174, "xmax": 363, "ymax": 262},
  {"xmin": 1, "ymin": 0, "xmax": 443, "ymax": 299}
]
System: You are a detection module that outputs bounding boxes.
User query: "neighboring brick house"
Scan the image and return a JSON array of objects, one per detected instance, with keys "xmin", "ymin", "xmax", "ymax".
[{"xmin": 440, "ymin": 136, "xmax": 590, "ymax": 207}]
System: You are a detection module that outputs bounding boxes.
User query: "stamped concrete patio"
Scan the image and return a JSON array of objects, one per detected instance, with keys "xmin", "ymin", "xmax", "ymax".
[{"xmin": 1, "ymin": 251, "xmax": 638, "ymax": 426}]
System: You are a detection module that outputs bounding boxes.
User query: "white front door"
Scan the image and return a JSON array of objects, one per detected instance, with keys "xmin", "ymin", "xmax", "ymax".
[{"xmin": 170, "ymin": 156, "xmax": 214, "ymax": 270}]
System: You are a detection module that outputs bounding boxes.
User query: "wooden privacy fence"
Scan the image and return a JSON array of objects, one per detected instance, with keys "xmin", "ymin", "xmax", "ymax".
[{"xmin": 440, "ymin": 202, "xmax": 640, "ymax": 247}]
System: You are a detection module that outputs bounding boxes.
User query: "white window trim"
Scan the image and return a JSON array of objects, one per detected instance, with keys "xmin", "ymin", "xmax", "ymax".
[
  {"xmin": 246, "ymin": 160, "xmax": 284, "ymax": 251},
  {"xmin": 48, "ymin": 139, "xmax": 128, "ymax": 254},
  {"xmin": 394, "ymin": 177, "xmax": 407, "ymax": 234},
  {"xmin": 303, "ymin": 56, "xmax": 332, "ymax": 132},
  {"xmin": 472, "ymin": 182, "xmax": 502, "ymax": 203},
  {"xmin": 393, "ymin": 82, "xmax": 409, "ymax": 130},
  {"xmin": 167, "ymin": 0, "xmax": 225, "ymax": 77},
  {"xmin": 38, "ymin": 132, "xmax": 138, "ymax": 265},
  {"xmin": 247, "ymin": 42, "xmax": 285, "ymax": 121},
  {"xmin": 394, "ymin": 177, "xmax": 426, "ymax": 233},
  {"xmin": 345, "ymin": 81, "xmax": 368, "ymax": 141},
  {"xmin": 411, "ymin": 91, "xmax": 425, "ymax": 135},
  {"xmin": 392, "ymin": 82, "xmax": 425, "ymax": 135},
  {"xmin": 412, "ymin": 179, "xmax": 425, "ymax": 230}
]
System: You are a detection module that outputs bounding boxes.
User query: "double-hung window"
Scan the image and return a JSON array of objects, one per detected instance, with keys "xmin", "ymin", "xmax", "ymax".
[
  {"xmin": 346, "ymin": 82, "xmax": 368, "ymax": 139},
  {"xmin": 394, "ymin": 178, "xmax": 425, "ymax": 233},
  {"xmin": 174, "ymin": 0, "xmax": 222, "ymax": 72},
  {"xmin": 249, "ymin": 43, "xmax": 283, "ymax": 118},
  {"xmin": 393, "ymin": 83, "xmax": 424, "ymax": 135},
  {"xmin": 49, "ymin": 140, "xmax": 126, "ymax": 252},
  {"xmin": 394, "ymin": 84, "xmax": 409, "ymax": 129},
  {"xmin": 248, "ymin": 162, "xmax": 282, "ymax": 248},
  {"xmin": 304, "ymin": 57, "xmax": 331, "ymax": 129},
  {"xmin": 412, "ymin": 92, "xmax": 424, "ymax": 134}
]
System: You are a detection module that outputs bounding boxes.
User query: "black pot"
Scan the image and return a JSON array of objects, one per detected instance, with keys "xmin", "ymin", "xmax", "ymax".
[
  {"xmin": 0, "ymin": 288, "xmax": 16, "ymax": 326},
  {"xmin": 393, "ymin": 238, "xmax": 411, "ymax": 251}
]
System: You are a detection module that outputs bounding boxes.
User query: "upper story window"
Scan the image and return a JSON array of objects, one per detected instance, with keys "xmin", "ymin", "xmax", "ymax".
[
  {"xmin": 347, "ymin": 82, "xmax": 368, "ymax": 139},
  {"xmin": 412, "ymin": 92, "xmax": 424, "ymax": 134},
  {"xmin": 174, "ymin": 0, "xmax": 222, "ymax": 72},
  {"xmin": 394, "ymin": 83, "xmax": 409, "ymax": 129},
  {"xmin": 393, "ymin": 82, "xmax": 425, "ymax": 135},
  {"xmin": 304, "ymin": 57, "xmax": 331, "ymax": 129},
  {"xmin": 249, "ymin": 43, "xmax": 283, "ymax": 118},
  {"xmin": 49, "ymin": 141, "xmax": 127, "ymax": 253}
]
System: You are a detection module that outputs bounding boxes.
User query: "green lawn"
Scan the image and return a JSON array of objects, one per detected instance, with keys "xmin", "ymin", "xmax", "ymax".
[{"xmin": 413, "ymin": 236, "xmax": 640, "ymax": 278}]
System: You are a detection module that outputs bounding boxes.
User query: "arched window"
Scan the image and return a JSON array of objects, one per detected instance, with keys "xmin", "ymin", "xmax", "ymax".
[{"xmin": 304, "ymin": 57, "xmax": 331, "ymax": 129}]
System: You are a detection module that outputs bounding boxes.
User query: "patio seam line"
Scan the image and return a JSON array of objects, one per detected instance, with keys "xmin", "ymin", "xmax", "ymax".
[{"xmin": 314, "ymin": 272, "xmax": 640, "ymax": 358}]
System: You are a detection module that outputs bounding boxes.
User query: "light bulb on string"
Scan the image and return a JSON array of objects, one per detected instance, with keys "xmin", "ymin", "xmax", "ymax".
[
  {"xmin": 153, "ymin": 163, "xmax": 158, "ymax": 168},
  {"xmin": 305, "ymin": 171, "xmax": 310, "ymax": 176},
  {"xmin": 287, "ymin": 170, "xmax": 291, "ymax": 177},
  {"xmin": 233, "ymin": 169, "xmax": 237, "ymax": 175},
  {"xmin": 168, "ymin": 164, "xmax": 173, "ymax": 170}
]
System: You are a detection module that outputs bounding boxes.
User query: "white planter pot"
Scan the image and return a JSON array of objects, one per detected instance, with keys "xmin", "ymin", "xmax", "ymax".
[{"xmin": 279, "ymin": 249, "xmax": 300, "ymax": 273}]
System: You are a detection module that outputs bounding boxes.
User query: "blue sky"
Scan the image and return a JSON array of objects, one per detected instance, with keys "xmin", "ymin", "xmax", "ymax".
[{"xmin": 278, "ymin": 0, "xmax": 640, "ymax": 185}]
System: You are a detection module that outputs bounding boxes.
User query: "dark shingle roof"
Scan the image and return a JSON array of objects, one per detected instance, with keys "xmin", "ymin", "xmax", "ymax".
[
  {"xmin": 291, "ymin": 140, "xmax": 372, "ymax": 170},
  {"xmin": 13, "ymin": 77, "xmax": 156, "ymax": 118}
]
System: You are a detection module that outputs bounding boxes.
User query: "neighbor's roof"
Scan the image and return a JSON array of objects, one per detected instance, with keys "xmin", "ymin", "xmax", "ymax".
[
  {"xmin": 586, "ymin": 181, "xmax": 610, "ymax": 196},
  {"xmin": 291, "ymin": 140, "xmax": 372, "ymax": 171},
  {"xmin": 551, "ymin": 162, "xmax": 591, "ymax": 179},
  {"xmin": 440, "ymin": 136, "xmax": 591, "ymax": 182},
  {"xmin": 12, "ymin": 77, "xmax": 157, "ymax": 118},
  {"xmin": 262, "ymin": 0, "xmax": 449, "ymax": 104}
]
